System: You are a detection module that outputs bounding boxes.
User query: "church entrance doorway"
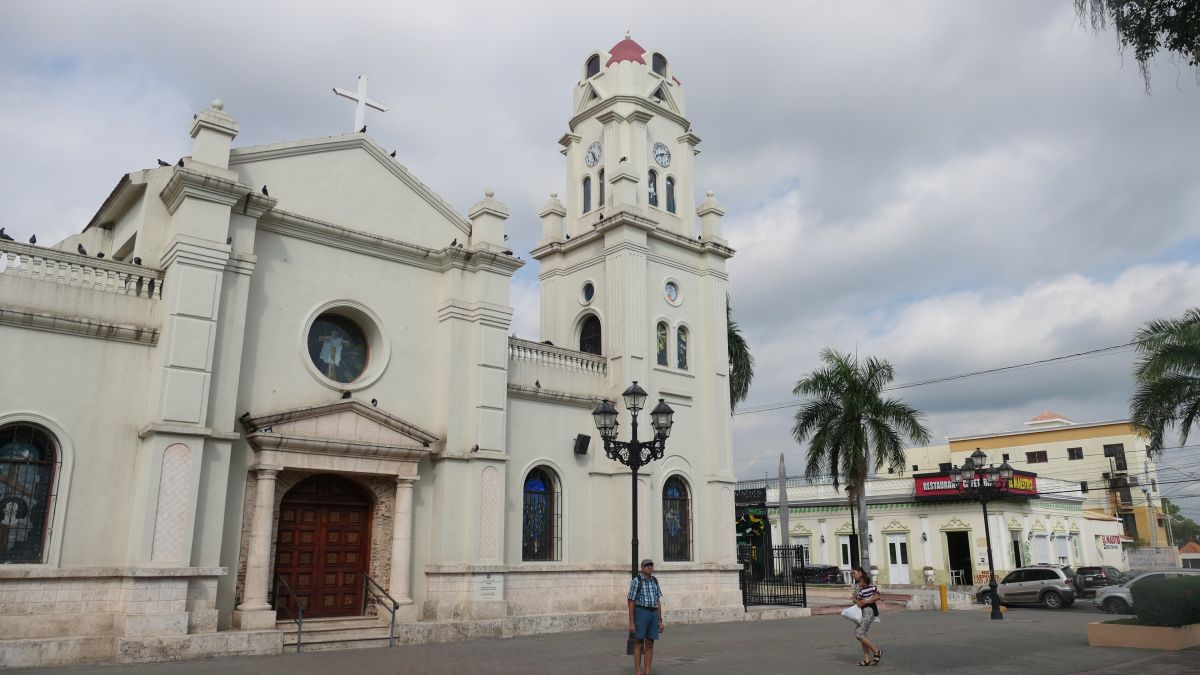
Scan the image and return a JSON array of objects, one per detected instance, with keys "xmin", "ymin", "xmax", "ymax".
[{"xmin": 274, "ymin": 474, "xmax": 372, "ymax": 619}]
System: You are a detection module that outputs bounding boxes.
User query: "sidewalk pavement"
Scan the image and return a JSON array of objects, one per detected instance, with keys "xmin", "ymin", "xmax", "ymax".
[{"xmin": 8, "ymin": 608, "xmax": 1198, "ymax": 675}]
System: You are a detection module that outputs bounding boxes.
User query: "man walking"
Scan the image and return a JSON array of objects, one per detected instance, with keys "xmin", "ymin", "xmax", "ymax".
[{"xmin": 627, "ymin": 559, "xmax": 663, "ymax": 675}]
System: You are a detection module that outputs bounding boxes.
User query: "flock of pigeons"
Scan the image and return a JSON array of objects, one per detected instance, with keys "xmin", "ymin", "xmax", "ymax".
[{"xmin": 0, "ymin": 226, "xmax": 142, "ymax": 266}]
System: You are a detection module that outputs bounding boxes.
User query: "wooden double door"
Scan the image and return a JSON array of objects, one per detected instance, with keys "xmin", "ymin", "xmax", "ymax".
[{"xmin": 273, "ymin": 474, "xmax": 372, "ymax": 618}]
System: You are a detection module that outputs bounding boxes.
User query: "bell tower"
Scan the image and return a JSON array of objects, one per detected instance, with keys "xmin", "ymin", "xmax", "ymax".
[{"xmin": 531, "ymin": 36, "xmax": 734, "ymax": 470}]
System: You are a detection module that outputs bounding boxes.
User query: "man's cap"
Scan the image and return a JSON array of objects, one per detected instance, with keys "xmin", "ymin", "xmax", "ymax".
[{"xmin": 641, "ymin": 558, "xmax": 654, "ymax": 567}]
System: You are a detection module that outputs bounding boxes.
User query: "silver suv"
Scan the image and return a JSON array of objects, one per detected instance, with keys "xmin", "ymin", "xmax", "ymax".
[
  {"xmin": 975, "ymin": 565, "xmax": 1077, "ymax": 609},
  {"xmin": 1093, "ymin": 568, "xmax": 1200, "ymax": 614}
]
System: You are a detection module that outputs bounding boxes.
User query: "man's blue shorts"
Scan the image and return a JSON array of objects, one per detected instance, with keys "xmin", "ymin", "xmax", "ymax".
[{"xmin": 633, "ymin": 605, "xmax": 660, "ymax": 640}]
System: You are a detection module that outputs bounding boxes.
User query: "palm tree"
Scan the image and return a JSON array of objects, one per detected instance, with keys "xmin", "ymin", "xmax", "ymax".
[
  {"xmin": 792, "ymin": 349, "xmax": 931, "ymax": 571},
  {"xmin": 727, "ymin": 295, "xmax": 755, "ymax": 410},
  {"xmin": 1130, "ymin": 307, "xmax": 1200, "ymax": 455}
]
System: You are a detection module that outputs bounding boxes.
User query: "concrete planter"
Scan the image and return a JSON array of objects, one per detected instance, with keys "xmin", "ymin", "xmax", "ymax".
[{"xmin": 1087, "ymin": 620, "xmax": 1200, "ymax": 651}]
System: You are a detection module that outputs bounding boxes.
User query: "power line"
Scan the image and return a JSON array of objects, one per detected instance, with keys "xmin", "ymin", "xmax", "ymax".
[{"xmin": 734, "ymin": 340, "xmax": 1139, "ymax": 416}]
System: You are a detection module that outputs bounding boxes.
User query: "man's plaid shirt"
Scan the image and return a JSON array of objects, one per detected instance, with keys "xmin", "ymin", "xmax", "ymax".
[{"xmin": 627, "ymin": 574, "xmax": 662, "ymax": 608}]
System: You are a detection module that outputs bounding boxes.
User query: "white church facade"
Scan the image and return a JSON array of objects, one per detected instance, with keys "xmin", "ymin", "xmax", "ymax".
[{"xmin": 0, "ymin": 38, "xmax": 742, "ymax": 666}]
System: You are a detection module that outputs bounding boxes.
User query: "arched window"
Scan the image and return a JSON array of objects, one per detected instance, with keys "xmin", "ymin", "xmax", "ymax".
[
  {"xmin": 598, "ymin": 169, "xmax": 605, "ymax": 208},
  {"xmin": 0, "ymin": 423, "xmax": 58, "ymax": 563},
  {"xmin": 582, "ymin": 176, "xmax": 592, "ymax": 214},
  {"xmin": 665, "ymin": 176, "xmax": 676, "ymax": 214},
  {"xmin": 656, "ymin": 322, "xmax": 669, "ymax": 366},
  {"xmin": 677, "ymin": 326, "xmax": 688, "ymax": 370},
  {"xmin": 648, "ymin": 170, "xmax": 658, "ymax": 208},
  {"xmin": 652, "ymin": 53, "xmax": 667, "ymax": 77},
  {"xmin": 586, "ymin": 54, "xmax": 601, "ymax": 78},
  {"xmin": 522, "ymin": 467, "xmax": 560, "ymax": 561},
  {"xmin": 662, "ymin": 476, "xmax": 691, "ymax": 561},
  {"xmin": 579, "ymin": 315, "xmax": 602, "ymax": 355}
]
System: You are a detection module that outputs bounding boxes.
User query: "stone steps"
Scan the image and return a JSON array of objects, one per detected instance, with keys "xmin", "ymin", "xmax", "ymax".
[{"xmin": 279, "ymin": 617, "xmax": 394, "ymax": 652}]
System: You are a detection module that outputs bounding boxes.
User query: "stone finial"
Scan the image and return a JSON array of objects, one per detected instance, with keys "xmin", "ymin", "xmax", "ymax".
[
  {"xmin": 697, "ymin": 189, "xmax": 726, "ymax": 241},
  {"xmin": 468, "ymin": 190, "xmax": 510, "ymax": 250},
  {"xmin": 539, "ymin": 193, "xmax": 567, "ymax": 242},
  {"xmin": 189, "ymin": 98, "xmax": 239, "ymax": 171}
]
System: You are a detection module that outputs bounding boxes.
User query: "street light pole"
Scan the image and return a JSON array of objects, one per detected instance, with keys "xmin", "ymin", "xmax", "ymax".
[
  {"xmin": 951, "ymin": 448, "xmax": 1014, "ymax": 621},
  {"xmin": 592, "ymin": 383, "xmax": 675, "ymax": 653}
]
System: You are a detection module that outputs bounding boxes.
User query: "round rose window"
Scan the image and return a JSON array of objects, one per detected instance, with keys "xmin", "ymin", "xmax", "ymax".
[{"xmin": 306, "ymin": 313, "xmax": 369, "ymax": 383}]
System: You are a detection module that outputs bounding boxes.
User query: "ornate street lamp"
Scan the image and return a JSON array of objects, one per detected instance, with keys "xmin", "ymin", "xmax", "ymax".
[
  {"xmin": 593, "ymin": 382, "xmax": 674, "ymax": 653},
  {"xmin": 950, "ymin": 448, "xmax": 1014, "ymax": 620},
  {"xmin": 592, "ymin": 383, "xmax": 674, "ymax": 576}
]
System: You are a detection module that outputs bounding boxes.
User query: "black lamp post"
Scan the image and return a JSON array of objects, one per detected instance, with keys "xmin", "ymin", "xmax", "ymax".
[
  {"xmin": 949, "ymin": 448, "xmax": 1014, "ymax": 621},
  {"xmin": 592, "ymin": 383, "xmax": 674, "ymax": 653}
]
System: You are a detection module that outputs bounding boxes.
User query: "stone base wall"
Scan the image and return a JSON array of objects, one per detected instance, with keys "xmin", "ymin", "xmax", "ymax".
[
  {"xmin": 0, "ymin": 568, "xmax": 279, "ymax": 668},
  {"xmin": 422, "ymin": 564, "xmax": 742, "ymax": 623}
]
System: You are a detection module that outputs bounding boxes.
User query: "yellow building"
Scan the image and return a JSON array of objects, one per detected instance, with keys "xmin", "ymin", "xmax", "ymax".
[{"xmin": 909, "ymin": 413, "xmax": 1170, "ymax": 547}]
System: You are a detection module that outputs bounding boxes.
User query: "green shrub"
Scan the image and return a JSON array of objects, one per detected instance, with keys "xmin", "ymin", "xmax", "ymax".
[{"xmin": 1131, "ymin": 576, "xmax": 1200, "ymax": 628}]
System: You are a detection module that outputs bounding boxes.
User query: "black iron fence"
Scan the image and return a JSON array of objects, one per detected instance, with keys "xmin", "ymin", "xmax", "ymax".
[{"xmin": 739, "ymin": 545, "xmax": 808, "ymax": 607}]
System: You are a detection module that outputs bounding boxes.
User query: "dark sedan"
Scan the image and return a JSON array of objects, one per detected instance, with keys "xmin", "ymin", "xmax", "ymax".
[{"xmin": 792, "ymin": 564, "xmax": 844, "ymax": 584}]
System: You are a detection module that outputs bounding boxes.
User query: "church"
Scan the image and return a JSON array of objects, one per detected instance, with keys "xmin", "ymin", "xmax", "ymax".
[{"xmin": 0, "ymin": 37, "xmax": 742, "ymax": 666}]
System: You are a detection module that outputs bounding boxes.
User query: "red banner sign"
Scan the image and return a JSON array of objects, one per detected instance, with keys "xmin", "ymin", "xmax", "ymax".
[{"xmin": 913, "ymin": 472, "xmax": 1038, "ymax": 500}]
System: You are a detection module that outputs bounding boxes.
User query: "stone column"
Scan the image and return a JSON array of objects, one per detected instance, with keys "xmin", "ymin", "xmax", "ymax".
[
  {"xmin": 233, "ymin": 466, "xmax": 279, "ymax": 630},
  {"xmin": 390, "ymin": 477, "xmax": 416, "ymax": 603}
]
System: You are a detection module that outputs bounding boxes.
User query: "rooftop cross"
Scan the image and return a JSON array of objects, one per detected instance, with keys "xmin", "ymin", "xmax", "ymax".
[{"xmin": 332, "ymin": 75, "xmax": 389, "ymax": 133}]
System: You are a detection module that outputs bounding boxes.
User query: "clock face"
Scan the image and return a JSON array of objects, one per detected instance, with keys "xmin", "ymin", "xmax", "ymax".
[
  {"xmin": 653, "ymin": 142, "xmax": 671, "ymax": 168},
  {"xmin": 584, "ymin": 142, "xmax": 602, "ymax": 167}
]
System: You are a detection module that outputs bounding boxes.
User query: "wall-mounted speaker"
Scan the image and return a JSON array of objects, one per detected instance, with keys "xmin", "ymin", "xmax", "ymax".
[{"xmin": 573, "ymin": 434, "xmax": 591, "ymax": 455}]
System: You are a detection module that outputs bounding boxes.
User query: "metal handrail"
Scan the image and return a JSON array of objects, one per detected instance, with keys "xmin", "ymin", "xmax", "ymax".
[
  {"xmin": 360, "ymin": 573, "xmax": 400, "ymax": 647},
  {"xmin": 273, "ymin": 574, "xmax": 304, "ymax": 652}
]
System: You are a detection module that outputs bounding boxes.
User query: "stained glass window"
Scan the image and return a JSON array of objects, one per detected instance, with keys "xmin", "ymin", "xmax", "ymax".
[
  {"xmin": 656, "ymin": 322, "xmax": 668, "ymax": 366},
  {"xmin": 582, "ymin": 176, "xmax": 592, "ymax": 214},
  {"xmin": 677, "ymin": 326, "xmax": 688, "ymax": 370},
  {"xmin": 665, "ymin": 177, "xmax": 676, "ymax": 214},
  {"xmin": 522, "ymin": 468, "xmax": 560, "ymax": 561},
  {"xmin": 580, "ymin": 315, "xmax": 602, "ymax": 355},
  {"xmin": 307, "ymin": 314, "xmax": 369, "ymax": 384},
  {"xmin": 648, "ymin": 170, "xmax": 658, "ymax": 207},
  {"xmin": 0, "ymin": 424, "xmax": 57, "ymax": 564},
  {"xmin": 662, "ymin": 477, "xmax": 691, "ymax": 561}
]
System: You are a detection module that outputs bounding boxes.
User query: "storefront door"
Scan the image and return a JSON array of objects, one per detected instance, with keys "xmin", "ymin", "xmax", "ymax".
[{"xmin": 886, "ymin": 534, "xmax": 910, "ymax": 584}]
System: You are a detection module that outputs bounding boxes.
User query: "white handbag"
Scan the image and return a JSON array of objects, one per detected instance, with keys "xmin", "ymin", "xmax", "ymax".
[{"xmin": 841, "ymin": 605, "xmax": 863, "ymax": 623}]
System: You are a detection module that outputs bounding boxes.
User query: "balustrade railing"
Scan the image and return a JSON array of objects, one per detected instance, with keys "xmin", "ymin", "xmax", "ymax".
[
  {"xmin": 508, "ymin": 337, "xmax": 607, "ymax": 375},
  {"xmin": 0, "ymin": 240, "xmax": 163, "ymax": 299}
]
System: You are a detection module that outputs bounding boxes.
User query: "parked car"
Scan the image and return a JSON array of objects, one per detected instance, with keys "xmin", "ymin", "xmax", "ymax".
[
  {"xmin": 1072, "ymin": 565, "xmax": 1127, "ymax": 598},
  {"xmin": 975, "ymin": 564, "xmax": 1077, "ymax": 609},
  {"xmin": 791, "ymin": 564, "xmax": 844, "ymax": 584},
  {"xmin": 1093, "ymin": 568, "xmax": 1200, "ymax": 614}
]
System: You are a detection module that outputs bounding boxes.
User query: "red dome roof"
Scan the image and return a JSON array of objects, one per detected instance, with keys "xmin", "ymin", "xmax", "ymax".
[{"xmin": 606, "ymin": 38, "xmax": 647, "ymax": 66}]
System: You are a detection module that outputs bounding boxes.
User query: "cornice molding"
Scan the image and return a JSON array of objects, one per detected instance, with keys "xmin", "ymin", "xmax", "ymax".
[
  {"xmin": 506, "ymin": 384, "xmax": 600, "ymax": 409},
  {"xmin": 570, "ymin": 95, "xmax": 691, "ymax": 133},
  {"xmin": 160, "ymin": 168, "xmax": 253, "ymax": 215},
  {"xmin": 0, "ymin": 307, "xmax": 158, "ymax": 346},
  {"xmin": 257, "ymin": 209, "xmax": 522, "ymax": 275}
]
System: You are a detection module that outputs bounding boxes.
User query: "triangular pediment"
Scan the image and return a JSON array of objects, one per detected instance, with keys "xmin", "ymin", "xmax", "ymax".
[
  {"xmin": 229, "ymin": 135, "xmax": 472, "ymax": 247},
  {"xmin": 242, "ymin": 399, "xmax": 438, "ymax": 460},
  {"xmin": 576, "ymin": 82, "xmax": 603, "ymax": 114},
  {"xmin": 647, "ymin": 84, "xmax": 679, "ymax": 114}
]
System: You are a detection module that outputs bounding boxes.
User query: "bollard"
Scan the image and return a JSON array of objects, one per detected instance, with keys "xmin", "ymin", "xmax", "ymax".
[{"xmin": 939, "ymin": 583, "xmax": 948, "ymax": 612}]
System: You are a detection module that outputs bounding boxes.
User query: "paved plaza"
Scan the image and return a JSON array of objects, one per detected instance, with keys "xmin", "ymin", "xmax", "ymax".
[{"xmin": 10, "ymin": 607, "xmax": 1199, "ymax": 675}]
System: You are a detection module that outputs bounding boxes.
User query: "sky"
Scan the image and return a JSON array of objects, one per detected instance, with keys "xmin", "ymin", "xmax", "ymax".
[{"xmin": 2, "ymin": 1, "xmax": 1198, "ymax": 519}]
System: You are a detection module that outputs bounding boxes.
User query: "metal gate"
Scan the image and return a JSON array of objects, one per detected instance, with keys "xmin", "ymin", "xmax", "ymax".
[{"xmin": 739, "ymin": 545, "xmax": 808, "ymax": 607}]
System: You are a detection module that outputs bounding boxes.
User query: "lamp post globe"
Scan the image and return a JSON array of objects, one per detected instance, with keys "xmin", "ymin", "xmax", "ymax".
[
  {"xmin": 622, "ymin": 381, "xmax": 648, "ymax": 413},
  {"xmin": 999, "ymin": 461, "xmax": 1014, "ymax": 481},
  {"xmin": 650, "ymin": 398, "xmax": 675, "ymax": 438},
  {"xmin": 971, "ymin": 448, "xmax": 988, "ymax": 467},
  {"xmin": 591, "ymin": 399, "xmax": 619, "ymax": 439}
]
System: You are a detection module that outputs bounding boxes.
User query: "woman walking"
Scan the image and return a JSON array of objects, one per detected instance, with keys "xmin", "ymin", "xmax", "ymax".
[{"xmin": 850, "ymin": 566, "xmax": 883, "ymax": 666}]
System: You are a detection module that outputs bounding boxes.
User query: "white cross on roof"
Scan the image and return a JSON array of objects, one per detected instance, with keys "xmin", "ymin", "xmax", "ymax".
[{"xmin": 332, "ymin": 75, "xmax": 389, "ymax": 133}]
